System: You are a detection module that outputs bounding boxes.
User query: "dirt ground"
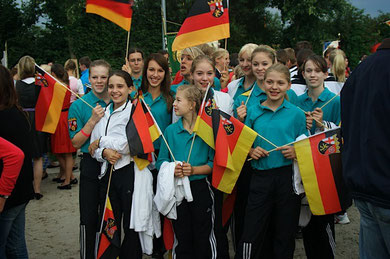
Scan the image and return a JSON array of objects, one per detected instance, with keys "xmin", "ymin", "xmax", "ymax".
[{"xmin": 26, "ymin": 165, "xmax": 360, "ymax": 259}]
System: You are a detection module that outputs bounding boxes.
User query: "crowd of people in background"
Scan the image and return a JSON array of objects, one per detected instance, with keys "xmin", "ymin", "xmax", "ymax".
[{"xmin": 0, "ymin": 37, "xmax": 389, "ymax": 259}]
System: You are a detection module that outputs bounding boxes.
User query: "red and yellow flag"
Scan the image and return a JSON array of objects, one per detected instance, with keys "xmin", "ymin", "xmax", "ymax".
[
  {"xmin": 86, "ymin": 0, "xmax": 133, "ymax": 31},
  {"xmin": 193, "ymin": 87, "xmax": 216, "ymax": 149},
  {"xmin": 211, "ymin": 109, "xmax": 257, "ymax": 193},
  {"xmin": 294, "ymin": 128, "xmax": 351, "ymax": 215},
  {"xmin": 385, "ymin": 20, "xmax": 390, "ymax": 26},
  {"xmin": 97, "ymin": 196, "xmax": 120, "ymax": 259},
  {"xmin": 172, "ymin": 0, "xmax": 230, "ymax": 51},
  {"xmin": 34, "ymin": 65, "xmax": 67, "ymax": 134}
]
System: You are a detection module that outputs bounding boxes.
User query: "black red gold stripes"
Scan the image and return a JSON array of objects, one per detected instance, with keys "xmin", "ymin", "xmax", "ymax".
[{"xmin": 86, "ymin": 0, "xmax": 133, "ymax": 31}]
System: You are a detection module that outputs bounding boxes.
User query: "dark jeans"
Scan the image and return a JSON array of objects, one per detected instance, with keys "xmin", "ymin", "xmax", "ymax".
[{"xmin": 0, "ymin": 203, "xmax": 28, "ymax": 259}]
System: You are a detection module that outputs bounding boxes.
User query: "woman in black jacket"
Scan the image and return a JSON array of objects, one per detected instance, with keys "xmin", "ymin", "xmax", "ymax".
[{"xmin": 0, "ymin": 64, "xmax": 34, "ymax": 258}]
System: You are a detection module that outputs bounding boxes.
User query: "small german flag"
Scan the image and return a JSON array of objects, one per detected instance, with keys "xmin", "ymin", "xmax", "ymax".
[
  {"xmin": 211, "ymin": 109, "xmax": 257, "ymax": 193},
  {"xmin": 126, "ymin": 98, "xmax": 161, "ymax": 162},
  {"xmin": 172, "ymin": 0, "xmax": 230, "ymax": 51},
  {"xmin": 294, "ymin": 128, "xmax": 351, "ymax": 215},
  {"xmin": 97, "ymin": 196, "xmax": 120, "ymax": 259},
  {"xmin": 86, "ymin": 0, "xmax": 133, "ymax": 31},
  {"xmin": 193, "ymin": 87, "xmax": 216, "ymax": 149},
  {"xmin": 34, "ymin": 65, "xmax": 67, "ymax": 134}
]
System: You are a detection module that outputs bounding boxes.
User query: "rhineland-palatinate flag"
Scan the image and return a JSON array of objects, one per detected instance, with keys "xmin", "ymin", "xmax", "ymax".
[
  {"xmin": 193, "ymin": 86, "xmax": 216, "ymax": 149},
  {"xmin": 126, "ymin": 97, "xmax": 161, "ymax": 170},
  {"xmin": 86, "ymin": 0, "xmax": 133, "ymax": 31},
  {"xmin": 294, "ymin": 128, "xmax": 351, "ymax": 215},
  {"xmin": 172, "ymin": 0, "xmax": 230, "ymax": 51},
  {"xmin": 211, "ymin": 109, "xmax": 257, "ymax": 193},
  {"xmin": 34, "ymin": 65, "xmax": 67, "ymax": 134},
  {"xmin": 97, "ymin": 197, "xmax": 120, "ymax": 259}
]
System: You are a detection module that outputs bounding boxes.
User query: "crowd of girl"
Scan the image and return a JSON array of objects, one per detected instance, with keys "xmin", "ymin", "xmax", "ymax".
[{"xmin": 0, "ymin": 41, "xmax": 350, "ymax": 259}]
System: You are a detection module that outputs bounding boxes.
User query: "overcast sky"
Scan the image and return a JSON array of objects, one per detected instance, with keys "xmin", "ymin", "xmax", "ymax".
[{"xmin": 349, "ymin": 0, "xmax": 389, "ymax": 16}]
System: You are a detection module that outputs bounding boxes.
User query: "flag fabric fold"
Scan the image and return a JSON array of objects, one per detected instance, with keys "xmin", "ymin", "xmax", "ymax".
[
  {"xmin": 34, "ymin": 65, "xmax": 67, "ymax": 134},
  {"xmin": 126, "ymin": 96, "xmax": 161, "ymax": 170},
  {"xmin": 86, "ymin": 0, "xmax": 133, "ymax": 31},
  {"xmin": 294, "ymin": 128, "xmax": 351, "ymax": 215},
  {"xmin": 172, "ymin": 0, "xmax": 230, "ymax": 51},
  {"xmin": 211, "ymin": 109, "xmax": 257, "ymax": 193},
  {"xmin": 97, "ymin": 196, "xmax": 120, "ymax": 259},
  {"xmin": 193, "ymin": 87, "xmax": 216, "ymax": 149}
]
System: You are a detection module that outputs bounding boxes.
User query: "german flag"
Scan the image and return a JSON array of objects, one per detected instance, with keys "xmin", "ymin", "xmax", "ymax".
[
  {"xmin": 126, "ymin": 98, "xmax": 161, "ymax": 167},
  {"xmin": 294, "ymin": 128, "xmax": 351, "ymax": 215},
  {"xmin": 172, "ymin": 0, "xmax": 230, "ymax": 51},
  {"xmin": 211, "ymin": 109, "xmax": 257, "ymax": 193},
  {"xmin": 193, "ymin": 87, "xmax": 216, "ymax": 149},
  {"xmin": 34, "ymin": 65, "xmax": 67, "ymax": 134},
  {"xmin": 97, "ymin": 196, "xmax": 120, "ymax": 259},
  {"xmin": 86, "ymin": 0, "xmax": 133, "ymax": 31}
]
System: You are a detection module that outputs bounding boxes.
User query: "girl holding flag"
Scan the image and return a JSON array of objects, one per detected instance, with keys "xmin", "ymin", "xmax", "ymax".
[
  {"xmin": 156, "ymin": 84, "xmax": 217, "ymax": 259},
  {"xmin": 89, "ymin": 70, "xmax": 143, "ymax": 258},
  {"xmin": 297, "ymin": 55, "xmax": 341, "ymax": 259},
  {"xmin": 140, "ymin": 53, "xmax": 173, "ymax": 258},
  {"xmin": 234, "ymin": 45, "xmax": 298, "ymax": 122},
  {"xmin": 226, "ymin": 43, "xmax": 258, "ymax": 100},
  {"xmin": 236, "ymin": 63, "xmax": 307, "ymax": 259}
]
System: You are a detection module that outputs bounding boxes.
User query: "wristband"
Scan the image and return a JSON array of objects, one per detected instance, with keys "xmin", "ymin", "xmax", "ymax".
[{"xmin": 80, "ymin": 129, "xmax": 91, "ymax": 137}]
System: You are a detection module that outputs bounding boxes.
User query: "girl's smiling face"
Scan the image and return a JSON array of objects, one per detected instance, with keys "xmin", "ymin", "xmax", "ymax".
[
  {"xmin": 252, "ymin": 52, "xmax": 273, "ymax": 81},
  {"xmin": 264, "ymin": 70, "xmax": 291, "ymax": 103},
  {"xmin": 192, "ymin": 61, "xmax": 215, "ymax": 93},
  {"xmin": 303, "ymin": 60, "xmax": 328, "ymax": 89},
  {"xmin": 108, "ymin": 75, "xmax": 133, "ymax": 108},
  {"xmin": 146, "ymin": 60, "xmax": 165, "ymax": 89}
]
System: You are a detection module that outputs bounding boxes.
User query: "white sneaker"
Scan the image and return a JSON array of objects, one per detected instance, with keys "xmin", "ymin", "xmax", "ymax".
[{"xmin": 335, "ymin": 212, "xmax": 350, "ymax": 224}]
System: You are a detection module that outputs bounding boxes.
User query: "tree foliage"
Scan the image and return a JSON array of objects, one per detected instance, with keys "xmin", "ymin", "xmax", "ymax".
[{"xmin": 1, "ymin": 0, "xmax": 389, "ymax": 70}]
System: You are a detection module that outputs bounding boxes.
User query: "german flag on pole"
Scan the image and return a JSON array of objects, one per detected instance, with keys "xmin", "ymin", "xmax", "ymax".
[
  {"xmin": 193, "ymin": 86, "xmax": 216, "ymax": 149},
  {"xmin": 34, "ymin": 65, "xmax": 67, "ymax": 134},
  {"xmin": 172, "ymin": 0, "xmax": 230, "ymax": 51},
  {"xmin": 211, "ymin": 109, "xmax": 257, "ymax": 193},
  {"xmin": 294, "ymin": 128, "xmax": 351, "ymax": 215},
  {"xmin": 86, "ymin": 0, "xmax": 133, "ymax": 31},
  {"xmin": 126, "ymin": 98, "xmax": 160, "ymax": 156},
  {"xmin": 97, "ymin": 196, "xmax": 120, "ymax": 259}
]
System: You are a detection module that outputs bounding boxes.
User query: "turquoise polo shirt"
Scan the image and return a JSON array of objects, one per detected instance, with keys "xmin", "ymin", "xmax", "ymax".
[
  {"xmin": 132, "ymin": 75, "xmax": 142, "ymax": 90},
  {"xmin": 130, "ymin": 75, "xmax": 142, "ymax": 98},
  {"xmin": 68, "ymin": 91, "xmax": 108, "ymax": 153},
  {"xmin": 233, "ymin": 82, "xmax": 298, "ymax": 118},
  {"xmin": 171, "ymin": 78, "xmax": 222, "ymax": 94},
  {"xmin": 156, "ymin": 118, "xmax": 214, "ymax": 181},
  {"xmin": 170, "ymin": 79, "xmax": 189, "ymax": 94},
  {"xmin": 143, "ymin": 92, "xmax": 172, "ymax": 150},
  {"xmin": 233, "ymin": 77, "xmax": 255, "ymax": 100},
  {"xmin": 297, "ymin": 88, "xmax": 340, "ymax": 134},
  {"xmin": 245, "ymin": 99, "xmax": 307, "ymax": 171}
]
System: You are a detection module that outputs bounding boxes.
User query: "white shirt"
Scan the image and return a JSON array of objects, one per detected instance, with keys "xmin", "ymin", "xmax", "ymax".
[{"xmin": 91, "ymin": 100, "xmax": 133, "ymax": 178}]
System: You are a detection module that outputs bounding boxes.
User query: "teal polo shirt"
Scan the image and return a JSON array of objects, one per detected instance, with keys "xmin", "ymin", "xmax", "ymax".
[
  {"xmin": 143, "ymin": 92, "xmax": 172, "ymax": 150},
  {"xmin": 132, "ymin": 75, "xmax": 142, "ymax": 90},
  {"xmin": 156, "ymin": 118, "xmax": 214, "ymax": 181},
  {"xmin": 170, "ymin": 79, "xmax": 189, "ymax": 94},
  {"xmin": 171, "ymin": 78, "xmax": 222, "ymax": 94},
  {"xmin": 232, "ymin": 77, "xmax": 256, "ymax": 100},
  {"xmin": 130, "ymin": 75, "xmax": 142, "ymax": 98},
  {"xmin": 68, "ymin": 91, "xmax": 108, "ymax": 153},
  {"xmin": 297, "ymin": 88, "xmax": 340, "ymax": 134},
  {"xmin": 245, "ymin": 99, "xmax": 307, "ymax": 170},
  {"xmin": 233, "ymin": 82, "xmax": 298, "ymax": 118}
]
